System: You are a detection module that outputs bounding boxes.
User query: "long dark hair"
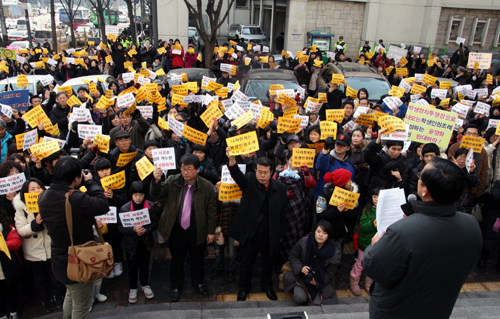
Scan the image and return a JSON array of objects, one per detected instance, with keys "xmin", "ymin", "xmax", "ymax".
[
  {"xmin": 0, "ymin": 207, "xmax": 13, "ymax": 232},
  {"xmin": 20, "ymin": 178, "xmax": 46, "ymax": 203}
]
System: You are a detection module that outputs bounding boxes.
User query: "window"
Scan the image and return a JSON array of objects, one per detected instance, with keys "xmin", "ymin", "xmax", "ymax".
[
  {"xmin": 494, "ymin": 20, "xmax": 500, "ymax": 47},
  {"xmin": 470, "ymin": 18, "xmax": 491, "ymax": 47},
  {"xmin": 445, "ymin": 16, "xmax": 465, "ymax": 44},
  {"xmin": 236, "ymin": 0, "xmax": 247, "ymax": 8}
]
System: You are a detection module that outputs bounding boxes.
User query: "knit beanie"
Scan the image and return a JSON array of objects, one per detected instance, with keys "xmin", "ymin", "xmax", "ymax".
[{"xmin": 324, "ymin": 169, "xmax": 352, "ymax": 187}]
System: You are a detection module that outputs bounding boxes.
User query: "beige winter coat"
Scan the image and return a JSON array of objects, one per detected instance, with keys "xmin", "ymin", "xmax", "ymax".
[{"xmin": 13, "ymin": 194, "xmax": 52, "ymax": 262}]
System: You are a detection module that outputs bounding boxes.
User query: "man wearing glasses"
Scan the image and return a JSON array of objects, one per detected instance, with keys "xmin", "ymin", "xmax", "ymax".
[
  {"xmin": 226, "ymin": 147, "xmax": 287, "ymax": 301},
  {"xmin": 362, "ymin": 157, "xmax": 482, "ymax": 318},
  {"xmin": 150, "ymin": 154, "xmax": 217, "ymax": 302},
  {"xmin": 447, "ymin": 124, "xmax": 488, "ymax": 197}
]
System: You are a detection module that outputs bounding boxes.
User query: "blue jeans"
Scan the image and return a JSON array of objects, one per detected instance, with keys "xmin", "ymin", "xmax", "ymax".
[{"xmin": 213, "ymin": 236, "xmax": 237, "ymax": 272}]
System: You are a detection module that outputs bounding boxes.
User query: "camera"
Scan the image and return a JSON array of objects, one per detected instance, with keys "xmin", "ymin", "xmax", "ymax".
[{"xmin": 304, "ymin": 269, "xmax": 318, "ymax": 283}]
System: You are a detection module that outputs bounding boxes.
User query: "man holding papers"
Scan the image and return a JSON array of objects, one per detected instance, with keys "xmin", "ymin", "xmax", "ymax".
[{"xmin": 362, "ymin": 157, "xmax": 482, "ymax": 318}]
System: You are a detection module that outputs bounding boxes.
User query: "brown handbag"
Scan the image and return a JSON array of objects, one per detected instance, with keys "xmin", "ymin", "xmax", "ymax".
[{"xmin": 65, "ymin": 190, "xmax": 114, "ymax": 283}]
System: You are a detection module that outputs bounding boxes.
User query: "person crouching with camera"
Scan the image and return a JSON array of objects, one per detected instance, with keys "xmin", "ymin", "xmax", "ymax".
[{"xmin": 282, "ymin": 220, "xmax": 341, "ymax": 305}]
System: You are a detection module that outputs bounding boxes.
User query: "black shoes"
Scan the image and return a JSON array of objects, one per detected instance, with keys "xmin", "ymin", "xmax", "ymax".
[
  {"xmin": 237, "ymin": 290, "xmax": 247, "ymax": 301},
  {"xmin": 477, "ymin": 259, "xmax": 486, "ymax": 271},
  {"xmin": 195, "ymin": 284, "xmax": 209, "ymax": 296},
  {"xmin": 171, "ymin": 288, "xmax": 180, "ymax": 302},
  {"xmin": 261, "ymin": 288, "xmax": 277, "ymax": 300},
  {"xmin": 208, "ymin": 268, "xmax": 224, "ymax": 280},
  {"xmin": 43, "ymin": 297, "xmax": 55, "ymax": 313},
  {"xmin": 53, "ymin": 294, "xmax": 64, "ymax": 309},
  {"xmin": 228, "ymin": 271, "xmax": 236, "ymax": 283}
]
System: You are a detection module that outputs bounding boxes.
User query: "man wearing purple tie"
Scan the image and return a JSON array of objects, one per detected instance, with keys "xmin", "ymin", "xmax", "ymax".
[{"xmin": 150, "ymin": 154, "xmax": 217, "ymax": 302}]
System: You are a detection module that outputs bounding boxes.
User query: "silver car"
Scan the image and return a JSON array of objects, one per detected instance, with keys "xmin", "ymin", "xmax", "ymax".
[
  {"xmin": 236, "ymin": 25, "xmax": 267, "ymax": 45},
  {"xmin": 188, "ymin": 27, "xmax": 200, "ymax": 49},
  {"xmin": 227, "ymin": 24, "xmax": 239, "ymax": 40}
]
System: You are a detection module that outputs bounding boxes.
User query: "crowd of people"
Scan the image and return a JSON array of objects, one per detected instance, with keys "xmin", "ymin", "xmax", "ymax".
[{"xmin": 0, "ymin": 30, "xmax": 498, "ymax": 319}]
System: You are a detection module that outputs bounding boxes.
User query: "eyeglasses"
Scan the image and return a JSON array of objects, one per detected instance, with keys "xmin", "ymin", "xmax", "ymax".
[
  {"xmin": 256, "ymin": 170, "xmax": 271, "ymax": 175},
  {"xmin": 464, "ymin": 131, "xmax": 479, "ymax": 137},
  {"xmin": 180, "ymin": 167, "xmax": 196, "ymax": 173}
]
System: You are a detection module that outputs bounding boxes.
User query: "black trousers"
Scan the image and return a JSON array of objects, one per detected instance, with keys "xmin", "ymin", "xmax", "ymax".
[
  {"xmin": 31, "ymin": 259, "xmax": 65, "ymax": 301},
  {"xmin": 126, "ymin": 239, "xmax": 151, "ymax": 289},
  {"xmin": 169, "ymin": 222, "xmax": 206, "ymax": 289},
  {"xmin": 0, "ymin": 279, "xmax": 18, "ymax": 316},
  {"xmin": 239, "ymin": 219, "xmax": 273, "ymax": 292},
  {"xmin": 104, "ymin": 225, "xmax": 124, "ymax": 263}
]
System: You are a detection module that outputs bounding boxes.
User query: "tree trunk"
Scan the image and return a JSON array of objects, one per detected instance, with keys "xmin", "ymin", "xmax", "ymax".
[
  {"xmin": 97, "ymin": 0, "xmax": 107, "ymax": 43},
  {"xmin": 50, "ymin": 0, "xmax": 57, "ymax": 51},
  {"xmin": 125, "ymin": 0, "xmax": 137, "ymax": 46},
  {"xmin": 68, "ymin": 8, "xmax": 76, "ymax": 47}
]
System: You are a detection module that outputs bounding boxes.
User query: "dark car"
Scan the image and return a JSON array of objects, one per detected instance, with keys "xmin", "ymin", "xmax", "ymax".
[
  {"xmin": 7, "ymin": 30, "xmax": 29, "ymax": 44},
  {"xmin": 166, "ymin": 68, "xmax": 216, "ymax": 87},
  {"xmin": 241, "ymin": 69, "xmax": 301, "ymax": 105},
  {"xmin": 317, "ymin": 62, "xmax": 391, "ymax": 103}
]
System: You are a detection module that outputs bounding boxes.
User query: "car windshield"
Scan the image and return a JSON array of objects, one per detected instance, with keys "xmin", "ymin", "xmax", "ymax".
[
  {"xmin": 35, "ymin": 31, "xmax": 51, "ymax": 38},
  {"xmin": 242, "ymin": 27, "xmax": 263, "ymax": 35},
  {"xmin": 229, "ymin": 24, "xmax": 239, "ymax": 30},
  {"xmin": 9, "ymin": 31, "xmax": 26, "ymax": 36},
  {"xmin": 342, "ymin": 77, "xmax": 391, "ymax": 101},
  {"xmin": 245, "ymin": 80, "xmax": 299, "ymax": 102},
  {"xmin": 0, "ymin": 82, "xmax": 35, "ymax": 94},
  {"xmin": 188, "ymin": 29, "xmax": 197, "ymax": 36},
  {"xmin": 17, "ymin": 20, "xmax": 27, "ymax": 25}
]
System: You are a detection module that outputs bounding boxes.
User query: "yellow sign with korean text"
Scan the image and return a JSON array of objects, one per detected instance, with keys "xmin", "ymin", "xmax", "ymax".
[
  {"xmin": 278, "ymin": 117, "xmax": 301, "ymax": 133},
  {"xmin": 93, "ymin": 133, "xmax": 110, "ymax": 153},
  {"xmin": 182, "ymin": 125, "xmax": 208, "ymax": 146},
  {"xmin": 378, "ymin": 115, "xmax": 406, "ymax": 134},
  {"xmin": 326, "ymin": 109, "xmax": 345, "ymax": 123},
  {"xmin": 17, "ymin": 74, "xmax": 28, "ymax": 87},
  {"xmin": 410, "ymin": 83, "xmax": 427, "ymax": 95},
  {"xmin": 422, "ymin": 74, "xmax": 437, "ymax": 86},
  {"xmin": 460, "ymin": 136, "xmax": 485, "ymax": 153},
  {"xmin": 257, "ymin": 107, "xmax": 274, "ymax": 129},
  {"xmin": 135, "ymin": 156, "xmax": 155, "ymax": 180},
  {"xmin": 354, "ymin": 113, "xmax": 376, "ymax": 126},
  {"xmin": 346, "ymin": 86, "xmax": 358, "ymax": 99},
  {"xmin": 331, "ymin": 74, "xmax": 344, "ymax": 84},
  {"xmin": 232, "ymin": 110, "xmax": 254, "ymax": 130},
  {"xmin": 30, "ymin": 140, "xmax": 60, "ymax": 159},
  {"xmin": 116, "ymin": 151, "xmax": 138, "ymax": 167},
  {"xmin": 283, "ymin": 107, "xmax": 298, "ymax": 118},
  {"xmin": 218, "ymin": 183, "xmax": 243, "ymax": 201},
  {"xmin": 329, "ymin": 187, "xmax": 360, "ymax": 210},
  {"xmin": 226, "ymin": 131, "xmax": 260, "ymax": 156},
  {"xmin": 25, "ymin": 193, "xmax": 40, "ymax": 213},
  {"xmin": 101, "ymin": 170, "xmax": 126, "ymax": 190},
  {"xmin": 320, "ymin": 121, "xmax": 337, "ymax": 139},
  {"xmin": 292, "ymin": 148, "xmax": 315, "ymax": 168},
  {"xmin": 0, "ymin": 233, "xmax": 11, "ymax": 260},
  {"xmin": 200, "ymin": 105, "xmax": 224, "ymax": 128}
]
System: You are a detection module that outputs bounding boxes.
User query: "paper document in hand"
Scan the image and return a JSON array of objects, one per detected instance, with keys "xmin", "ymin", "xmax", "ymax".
[{"xmin": 376, "ymin": 188, "xmax": 406, "ymax": 236}]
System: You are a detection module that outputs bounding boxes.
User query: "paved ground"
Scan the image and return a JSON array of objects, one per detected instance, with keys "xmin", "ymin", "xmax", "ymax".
[{"xmin": 17, "ymin": 243, "xmax": 500, "ymax": 318}]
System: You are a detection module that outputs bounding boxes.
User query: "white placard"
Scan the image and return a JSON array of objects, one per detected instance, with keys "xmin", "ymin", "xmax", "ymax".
[
  {"xmin": 275, "ymin": 89, "xmax": 295, "ymax": 98},
  {"xmin": 342, "ymin": 120, "xmax": 355, "ymax": 133},
  {"xmin": 22, "ymin": 129, "xmax": 38, "ymax": 150},
  {"xmin": 415, "ymin": 73, "xmax": 424, "ymax": 83},
  {"xmin": 263, "ymin": 46, "xmax": 269, "ymax": 53},
  {"xmin": 171, "ymin": 74, "xmax": 183, "ymax": 85},
  {"xmin": 42, "ymin": 136, "xmax": 66, "ymax": 149},
  {"xmin": 383, "ymin": 97, "xmax": 402, "ymax": 112},
  {"xmin": 456, "ymin": 37, "xmax": 466, "ymax": 45},
  {"xmin": 172, "ymin": 49, "xmax": 182, "ymax": 55},
  {"xmin": 487, "ymin": 119, "xmax": 500, "ymax": 129},
  {"xmin": 416, "ymin": 99, "xmax": 429, "ymax": 107},
  {"xmin": 183, "ymin": 95, "xmax": 204, "ymax": 104},
  {"xmin": 227, "ymin": 83, "xmax": 234, "ymax": 93},
  {"xmin": 0, "ymin": 173, "xmax": 26, "ymax": 195},
  {"xmin": 236, "ymin": 45, "xmax": 244, "ymax": 51},
  {"xmin": 399, "ymin": 79, "xmax": 412, "ymax": 93},
  {"xmin": 376, "ymin": 188, "xmax": 406, "ymax": 236},
  {"xmin": 137, "ymin": 105, "xmax": 153, "ymax": 119},
  {"xmin": 475, "ymin": 88, "xmax": 488, "ymax": 99},
  {"xmin": 454, "ymin": 118, "xmax": 464, "ymax": 131},
  {"xmin": 221, "ymin": 164, "xmax": 246, "ymax": 184},
  {"xmin": 237, "ymin": 100, "xmax": 251, "ymax": 112},
  {"xmin": 0, "ymin": 104, "xmax": 13, "ymax": 118},
  {"xmin": 202, "ymin": 76, "xmax": 216, "ymax": 89},
  {"xmin": 431, "ymin": 89, "xmax": 447, "ymax": 99},
  {"xmin": 40, "ymin": 74, "xmax": 54, "ymax": 87},
  {"xmin": 474, "ymin": 102, "xmax": 490, "ymax": 115},
  {"xmin": 220, "ymin": 63, "xmax": 233, "ymax": 73},
  {"xmin": 116, "ymin": 93, "xmax": 135, "ymax": 108},
  {"xmin": 16, "ymin": 56, "xmax": 25, "ymax": 64},
  {"xmin": 253, "ymin": 45, "xmax": 261, "ymax": 52},
  {"xmin": 451, "ymin": 103, "xmax": 469, "ymax": 118},
  {"xmin": 78, "ymin": 124, "xmax": 102, "ymax": 140},
  {"xmin": 105, "ymin": 25, "xmax": 119, "ymax": 36},
  {"xmin": 386, "ymin": 45, "xmax": 408, "ymax": 62},
  {"xmin": 47, "ymin": 58, "xmax": 58, "ymax": 67},
  {"xmin": 305, "ymin": 99, "xmax": 322, "ymax": 113},
  {"xmin": 410, "ymin": 94, "xmax": 421, "ymax": 104},
  {"xmin": 225, "ymin": 102, "xmax": 246, "ymax": 120},
  {"xmin": 353, "ymin": 106, "xmax": 370, "ymax": 119},
  {"xmin": 203, "ymin": 93, "xmax": 215, "ymax": 106},
  {"xmin": 65, "ymin": 57, "xmax": 75, "ymax": 64},
  {"xmin": 72, "ymin": 107, "xmax": 90, "ymax": 122},
  {"xmin": 95, "ymin": 207, "xmax": 117, "ymax": 223},
  {"xmin": 119, "ymin": 208, "xmax": 151, "ymax": 227},
  {"xmin": 137, "ymin": 76, "xmax": 150, "ymax": 85},
  {"xmin": 231, "ymin": 89, "xmax": 249, "ymax": 101},
  {"xmin": 413, "ymin": 46, "xmax": 421, "ymax": 54},
  {"xmin": 122, "ymin": 72, "xmax": 134, "ymax": 83},
  {"xmin": 221, "ymin": 99, "xmax": 233, "ymax": 110},
  {"xmin": 294, "ymin": 115, "xmax": 309, "ymax": 130},
  {"xmin": 152, "ymin": 147, "xmax": 176, "ymax": 170},
  {"xmin": 167, "ymin": 116, "xmax": 185, "ymax": 136},
  {"xmin": 326, "ymin": 52, "xmax": 335, "ymax": 59},
  {"xmin": 466, "ymin": 147, "xmax": 474, "ymax": 174}
]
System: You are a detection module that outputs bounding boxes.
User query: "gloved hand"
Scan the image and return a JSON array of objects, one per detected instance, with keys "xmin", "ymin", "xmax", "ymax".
[
  {"xmin": 90, "ymin": 145, "xmax": 100, "ymax": 154},
  {"xmin": 179, "ymin": 136, "xmax": 188, "ymax": 146},
  {"xmin": 132, "ymin": 108, "xmax": 141, "ymax": 119},
  {"xmin": 199, "ymin": 165, "xmax": 205, "ymax": 174},
  {"xmin": 281, "ymin": 132, "xmax": 290, "ymax": 144},
  {"xmin": 324, "ymin": 137, "xmax": 335, "ymax": 150},
  {"xmin": 287, "ymin": 189, "xmax": 296, "ymax": 200},
  {"xmin": 228, "ymin": 125, "xmax": 237, "ymax": 133},
  {"xmin": 299, "ymin": 165, "xmax": 310, "ymax": 178}
]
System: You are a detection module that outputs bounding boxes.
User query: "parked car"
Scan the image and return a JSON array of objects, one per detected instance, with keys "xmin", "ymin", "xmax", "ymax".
[
  {"xmin": 317, "ymin": 62, "xmax": 391, "ymax": 103},
  {"xmin": 241, "ymin": 69, "xmax": 301, "ymax": 104},
  {"xmin": 9, "ymin": 41, "xmax": 32, "ymax": 49},
  {"xmin": 8, "ymin": 30, "xmax": 29, "ymax": 44},
  {"xmin": 166, "ymin": 68, "xmax": 216, "ymax": 88},
  {"xmin": 34, "ymin": 29, "xmax": 67, "ymax": 46},
  {"xmin": 61, "ymin": 75, "xmax": 116, "ymax": 94},
  {"xmin": 236, "ymin": 24, "xmax": 267, "ymax": 45},
  {"xmin": 0, "ymin": 75, "xmax": 45, "ymax": 95},
  {"xmin": 75, "ymin": 26, "xmax": 94, "ymax": 36},
  {"xmin": 227, "ymin": 24, "xmax": 239, "ymax": 41},
  {"xmin": 6, "ymin": 19, "xmax": 17, "ymax": 29},
  {"xmin": 188, "ymin": 27, "xmax": 200, "ymax": 50}
]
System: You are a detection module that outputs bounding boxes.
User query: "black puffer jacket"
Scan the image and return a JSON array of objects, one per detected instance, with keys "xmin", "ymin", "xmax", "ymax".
[
  {"xmin": 217, "ymin": 200, "xmax": 239, "ymax": 237},
  {"xmin": 118, "ymin": 200, "xmax": 160, "ymax": 255},
  {"xmin": 50, "ymin": 103, "xmax": 71, "ymax": 137}
]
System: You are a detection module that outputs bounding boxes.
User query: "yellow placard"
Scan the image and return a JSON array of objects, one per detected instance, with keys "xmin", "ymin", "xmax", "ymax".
[
  {"xmin": 259, "ymin": 56, "xmax": 269, "ymax": 64},
  {"xmin": 218, "ymin": 183, "xmax": 243, "ymax": 201},
  {"xmin": 17, "ymin": 74, "xmax": 29, "ymax": 87},
  {"xmin": 318, "ymin": 92, "xmax": 328, "ymax": 103},
  {"xmin": 389, "ymin": 86, "xmax": 405, "ymax": 98},
  {"xmin": 320, "ymin": 121, "xmax": 337, "ymax": 139},
  {"xmin": 158, "ymin": 117, "xmax": 169, "ymax": 130},
  {"xmin": 171, "ymin": 93, "xmax": 184, "ymax": 106},
  {"xmin": 123, "ymin": 102, "xmax": 137, "ymax": 118},
  {"xmin": 329, "ymin": 186, "xmax": 360, "ymax": 210},
  {"xmin": 396, "ymin": 68, "xmax": 408, "ymax": 76},
  {"xmin": 22, "ymin": 105, "xmax": 52, "ymax": 130},
  {"xmin": 283, "ymin": 107, "xmax": 298, "ymax": 118},
  {"xmin": 487, "ymin": 74, "xmax": 493, "ymax": 85},
  {"xmin": 181, "ymin": 73, "xmax": 188, "ymax": 83},
  {"xmin": 206, "ymin": 81, "xmax": 223, "ymax": 92},
  {"xmin": 157, "ymin": 47, "xmax": 166, "ymax": 54},
  {"xmin": 326, "ymin": 109, "xmax": 345, "ymax": 122},
  {"xmin": 128, "ymin": 48, "xmax": 137, "ymax": 57},
  {"xmin": 215, "ymin": 87, "xmax": 229, "ymax": 98},
  {"xmin": 232, "ymin": 110, "xmax": 254, "ymax": 130},
  {"xmin": 15, "ymin": 129, "xmax": 37, "ymax": 150},
  {"xmin": 292, "ymin": 148, "xmax": 315, "ymax": 168},
  {"xmin": 276, "ymin": 93, "xmax": 297, "ymax": 108},
  {"xmin": 156, "ymin": 68, "xmax": 166, "ymax": 76},
  {"xmin": 460, "ymin": 136, "xmax": 485, "ymax": 153},
  {"xmin": 88, "ymin": 83, "xmax": 97, "ymax": 94},
  {"xmin": 105, "ymin": 55, "xmax": 113, "ymax": 64},
  {"xmin": 257, "ymin": 107, "xmax": 274, "ymax": 129},
  {"xmin": 101, "ymin": 170, "xmax": 126, "ymax": 190},
  {"xmin": 277, "ymin": 117, "xmax": 301, "ymax": 133},
  {"xmin": 135, "ymin": 156, "xmax": 155, "ymax": 180},
  {"xmin": 116, "ymin": 151, "xmax": 138, "ymax": 167},
  {"xmin": 93, "ymin": 133, "xmax": 110, "ymax": 153},
  {"xmin": 331, "ymin": 74, "xmax": 344, "ymax": 84},
  {"xmin": 299, "ymin": 55, "xmax": 309, "ymax": 63},
  {"xmin": 354, "ymin": 113, "xmax": 376, "ymax": 126},
  {"xmin": 108, "ymin": 33, "xmax": 117, "ymax": 41},
  {"xmin": 427, "ymin": 59, "xmax": 437, "ymax": 67},
  {"xmin": 346, "ymin": 86, "xmax": 358, "ymax": 99},
  {"xmin": 410, "ymin": 83, "xmax": 427, "ymax": 95},
  {"xmin": 25, "ymin": 193, "xmax": 40, "ymax": 213},
  {"xmin": 378, "ymin": 115, "xmax": 406, "ymax": 134},
  {"xmin": 247, "ymin": 44, "xmax": 252, "ymax": 51},
  {"xmin": 422, "ymin": 74, "xmax": 437, "ymax": 85},
  {"xmin": 226, "ymin": 131, "xmax": 260, "ymax": 156},
  {"xmin": 30, "ymin": 140, "xmax": 60, "ymax": 159},
  {"xmin": 200, "ymin": 105, "xmax": 224, "ymax": 128},
  {"xmin": 187, "ymin": 82, "xmax": 198, "ymax": 93},
  {"xmin": 182, "ymin": 125, "xmax": 208, "ymax": 146},
  {"xmin": 399, "ymin": 56, "xmax": 408, "ymax": 67},
  {"xmin": 385, "ymin": 67, "xmax": 394, "ymax": 75},
  {"xmin": 233, "ymin": 80, "xmax": 240, "ymax": 92},
  {"xmin": 474, "ymin": 62, "xmax": 480, "ymax": 69},
  {"xmin": 172, "ymin": 84, "xmax": 188, "ymax": 96},
  {"xmin": 440, "ymin": 81, "xmax": 451, "ymax": 90},
  {"xmin": 58, "ymin": 86, "xmax": 73, "ymax": 95},
  {"xmin": 0, "ymin": 233, "xmax": 11, "ymax": 260}
]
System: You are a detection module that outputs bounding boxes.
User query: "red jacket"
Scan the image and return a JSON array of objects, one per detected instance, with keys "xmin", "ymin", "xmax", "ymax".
[
  {"xmin": 184, "ymin": 52, "xmax": 198, "ymax": 68},
  {"xmin": 374, "ymin": 56, "xmax": 392, "ymax": 69},
  {"xmin": 170, "ymin": 47, "xmax": 185, "ymax": 68},
  {"xmin": 0, "ymin": 225, "xmax": 23, "ymax": 282}
]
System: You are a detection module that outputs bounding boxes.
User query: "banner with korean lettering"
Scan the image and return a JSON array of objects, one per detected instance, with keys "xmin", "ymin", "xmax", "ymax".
[
  {"xmin": 0, "ymin": 90, "xmax": 30, "ymax": 111},
  {"xmin": 404, "ymin": 103, "xmax": 457, "ymax": 149}
]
